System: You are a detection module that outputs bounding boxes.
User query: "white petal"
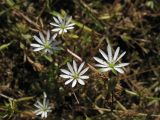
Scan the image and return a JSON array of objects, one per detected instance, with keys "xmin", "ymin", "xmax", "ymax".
[
  {"xmin": 47, "ymin": 109, "xmax": 52, "ymax": 112},
  {"xmin": 52, "ymin": 46, "xmax": 59, "ymax": 51},
  {"xmin": 33, "ymin": 35, "xmax": 43, "ymax": 44},
  {"xmin": 43, "ymin": 92, "xmax": 47, "ymax": 98},
  {"xmin": 44, "ymin": 100, "xmax": 49, "ymax": 108},
  {"xmin": 41, "ymin": 112, "xmax": 45, "ymax": 118},
  {"xmin": 34, "ymin": 109, "xmax": 41, "ymax": 114},
  {"xmin": 66, "ymin": 16, "xmax": 72, "ymax": 25},
  {"xmin": 113, "ymin": 47, "xmax": 120, "ymax": 61},
  {"xmin": 31, "ymin": 44, "xmax": 42, "ymax": 48},
  {"xmin": 60, "ymin": 74, "xmax": 72, "ymax": 78},
  {"xmin": 72, "ymin": 80, "xmax": 77, "ymax": 87},
  {"xmin": 43, "ymin": 98, "xmax": 47, "ymax": 106},
  {"xmin": 66, "ymin": 26, "xmax": 74, "ymax": 30},
  {"xmin": 44, "ymin": 112, "xmax": 47, "ymax": 118},
  {"xmin": 52, "ymin": 41, "xmax": 61, "ymax": 46},
  {"xmin": 39, "ymin": 32, "xmax": 45, "ymax": 43},
  {"xmin": 80, "ymin": 75, "xmax": 89, "ymax": 79},
  {"xmin": 36, "ymin": 111, "xmax": 43, "ymax": 115},
  {"xmin": 33, "ymin": 47, "xmax": 44, "ymax": 51},
  {"xmin": 51, "ymin": 34, "xmax": 57, "ymax": 41},
  {"xmin": 64, "ymin": 29, "xmax": 67, "ymax": 33},
  {"xmin": 59, "ymin": 29, "xmax": 63, "ymax": 34},
  {"xmin": 51, "ymin": 28, "xmax": 61, "ymax": 32},
  {"xmin": 107, "ymin": 44, "xmax": 112, "ymax": 62},
  {"xmin": 60, "ymin": 69, "xmax": 72, "ymax": 75},
  {"xmin": 116, "ymin": 51, "xmax": 126, "ymax": 62},
  {"xmin": 95, "ymin": 64, "xmax": 108, "ymax": 68},
  {"xmin": 53, "ymin": 17, "xmax": 60, "ymax": 24},
  {"xmin": 68, "ymin": 23, "xmax": 75, "ymax": 27},
  {"xmin": 50, "ymin": 22, "xmax": 59, "ymax": 27},
  {"xmin": 46, "ymin": 31, "xmax": 50, "ymax": 41},
  {"xmin": 99, "ymin": 49, "xmax": 109, "ymax": 62},
  {"xmin": 114, "ymin": 67, "xmax": 124, "ymax": 74},
  {"xmin": 79, "ymin": 67, "xmax": 89, "ymax": 76},
  {"xmin": 67, "ymin": 62, "xmax": 74, "ymax": 73},
  {"xmin": 34, "ymin": 104, "xmax": 41, "ymax": 109},
  {"xmin": 73, "ymin": 60, "xmax": 77, "ymax": 72},
  {"xmin": 78, "ymin": 79, "xmax": 85, "ymax": 85},
  {"xmin": 93, "ymin": 57, "xmax": 107, "ymax": 65},
  {"xmin": 37, "ymin": 101, "xmax": 43, "ymax": 107},
  {"xmin": 100, "ymin": 68, "xmax": 112, "ymax": 72},
  {"xmin": 115, "ymin": 63, "xmax": 129, "ymax": 68},
  {"xmin": 57, "ymin": 15, "xmax": 63, "ymax": 23},
  {"xmin": 78, "ymin": 62, "xmax": 85, "ymax": 73},
  {"xmin": 65, "ymin": 79, "xmax": 73, "ymax": 85}
]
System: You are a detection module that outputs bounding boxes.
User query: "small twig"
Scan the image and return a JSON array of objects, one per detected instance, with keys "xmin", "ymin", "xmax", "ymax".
[
  {"xmin": 67, "ymin": 49, "xmax": 83, "ymax": 62},
  {"xmin": 67, "ymin": 49, "xmax": 98, "ymax": 72},
  {"xmin": 116, "ymin": 100, "xmax": 128, "ymax": 111},
  {"xmin": 72, "ymin": 90, "xmax": 80, "ymax": 104},
  {"xmin": 14, "ymin": 10, "xmax": 40, "ymax": 29},
  {"xmin": 118, "ymin": 66, "xmax": 160, "ymax": 81},
  {"xmin": 93, "ymin": 105, "xmax": 160, "ymax": 117},
  {"xmin": 125, "ymin": 89, "xmax": 160, "ymax": 101},
  {"xmin": 79, "ymin": 0, "xmax": 98, "ymax": 14},
  {"xmin": 0, "ymin": 93, "xmax": 14, "ymax": 100},
  {"xmin": 13, "ymin": 10, "xmax": 47, "ymax": 34},
  {"xmin": 67, "ymin": 48, "xmax": 108, "ymax": 78}
]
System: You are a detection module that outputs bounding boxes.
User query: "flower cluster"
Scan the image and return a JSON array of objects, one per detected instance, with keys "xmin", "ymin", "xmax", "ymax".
[
  {"xmin": 60, "ymin": 44, "xmax": 129, "ymax": 87},
  {"xmin": 34, "ymin": 92, "xmax": 52, "ymax": 119},
  {"xmin": 31, "ymin": 31, "xmax": 60, "ymax": 54},
  {"xmin": 31, "ymin": 14, "xmax": 129, "ymax": 119},
  {"xmin": 31, "ymin": 15, "xmax": 74, "ymax": 54},
  {"xmin": 94, "ymin": 44, "xmax": 129, "ymax": 74},
  {"xmin": 60, "ymin": 60, "xmax": 89, "ymax": 87},
  {"xmin": 50, "ymin": 16, "xmax": 75, "ymax": 35}
]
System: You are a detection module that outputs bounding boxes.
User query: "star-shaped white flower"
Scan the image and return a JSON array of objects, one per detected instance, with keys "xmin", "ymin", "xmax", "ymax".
[
  {"xmin": 31, "ymin": 31, "xmax": 60, "ymax": 54},
  {"xmin": 60, "ymin": 60, "xmax": 89, "ymax": 87},
  {"xmin": 34, "ymin": 92, "xmax": 52, "ymax": 119},
  {"xmin": 94, "ymin": 44, "xmax": 129, "ymax": 74},
  {"xmin": 50, "ymin": 15, "xmax": 75, "ymax": 34}
]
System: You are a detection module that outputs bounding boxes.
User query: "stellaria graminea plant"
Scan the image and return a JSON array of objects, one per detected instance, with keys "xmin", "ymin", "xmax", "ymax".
[
  {"xmin": 31, "ymin": 31, "xmax": 60, "ymax": 54},
  {"xmin": 50, "ymin": 15, "xmax": 75, "ymax": 35},
  {"xmin": 94, "ymin": 44, "xmax": 129, "ymax": 74},
  {"xmin": 60, "ymin": 60, "xmax": 89, "ymax": 87},
  {"xmin": 34, "ymin": 92, "xmax": 52, "ymax": 119}
]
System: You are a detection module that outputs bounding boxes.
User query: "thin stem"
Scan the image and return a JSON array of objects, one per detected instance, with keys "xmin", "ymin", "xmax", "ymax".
[{"xmin": 111, "ymin": 90, "xmax": 114, "ymax": 112}]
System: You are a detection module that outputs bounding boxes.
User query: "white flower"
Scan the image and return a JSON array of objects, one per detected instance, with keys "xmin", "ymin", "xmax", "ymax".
[
  {"xmin": 50, "ymin": 15, "xmax": 75, "ymax": 34},
  {"xmin": 31, "ymin": 31, "xmax": 60, "ymax": 54},
  {"xmin": 34, "ymin": 92, "xmax": 52, "ymax": 119},
  {"xmin": 94, "ymin": 44, "xmax": 129, "ymax": 74},
  {"xmin": 60, "ymin": 60, "xmax": 89, "ymax": 87}
]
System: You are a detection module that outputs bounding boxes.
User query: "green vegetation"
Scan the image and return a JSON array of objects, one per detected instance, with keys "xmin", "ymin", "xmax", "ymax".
[{"xmin": 0, "ymin": 0, "xmax": 160, "ymax": 119}]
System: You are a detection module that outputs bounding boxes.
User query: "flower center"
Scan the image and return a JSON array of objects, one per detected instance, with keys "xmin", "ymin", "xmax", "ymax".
[
  {"xmin": 44, "ymin": 41, "xmax": 51, "ymax": 49},
  {"xmin": 42, "ymin": 107, "xmax": 48, "ymax": 111},
  {"xmin": 73, "ymin": 73, "xmax": 79, "ymax": 80},
  {"xmin": 109, "ymin": 63, "xmax": 115, "ymax": 68},
  {"xmin": 60, "ymin": 24, "xmax": 66, "ymax": 29}
]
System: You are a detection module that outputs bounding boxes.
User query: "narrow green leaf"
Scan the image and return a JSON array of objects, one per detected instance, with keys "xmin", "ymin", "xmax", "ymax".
[
  {"xmin": 44, "ymin": 55, "xmax": 53, "ymax": 62},
  {"xmin": 5, "ymin": 0, "xmax": 15, "ymax": 7},
  {"xmin": 0, "ymin": 42, "xmax": 12, "ymax": 51},
  {"xmin": 16, "ymin": 97, "xmax": 34, "ymax": 102},
  {"xmin": 68, "ymin": 33, "xmax": 79, "ymax": 39}
]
